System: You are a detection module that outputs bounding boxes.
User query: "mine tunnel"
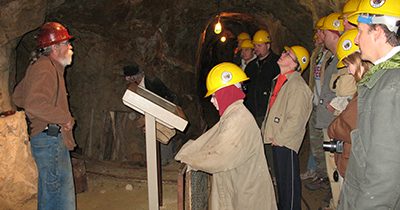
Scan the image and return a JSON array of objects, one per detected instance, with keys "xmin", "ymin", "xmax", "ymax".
[{"xmin": 1, "ymin": 0, "xmax": 348, "ymax": 209}]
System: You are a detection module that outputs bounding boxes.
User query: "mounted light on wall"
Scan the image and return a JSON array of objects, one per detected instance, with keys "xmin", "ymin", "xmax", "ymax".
[{"xmin": 220, "ymin": 35, "xmax": 226, "ymax": 42}]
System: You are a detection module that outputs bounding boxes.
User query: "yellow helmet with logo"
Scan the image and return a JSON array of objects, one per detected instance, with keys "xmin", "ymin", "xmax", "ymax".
[
  {"xmin": 346, "ymin": 14, "xmax": 359, "ymax": 25},
  {"xmin": 284, "ymin": 45, "xmax": 310, "ymax": 72},
  {"xmin": 316, "ymin": 17, "xmax": 326, "ymax": 29},
  {"xmin": 237, "ymin": 32, "xmax": 251, "ymax": 41},
  {"xmin": 321, "ymin": 12, "xmax": 344, "ymax": 32},
  {"xmin": 336, "ymin": 28, "xmax": 359, "ymax": 68},
  {"xmin": 252, "ymin": 29, "xmax": 271, "ymax": 44},
  {"xmin": 351, "ymin": 0, "xmax": 400, "ymax": 17},
  {"xmin": 341, "ymin": 0, "xmax": 360, "ymax": 24},
  {"xmin": 205, "ymin": 62, "xmax": 249, "ymax": 97},
  {"xmin": 352, "ymin": 0, "xmax": 400, "ymax": 33},
  {"xmin": 240, "ymin": 39, "xmax": 254, "ymax": 49}
]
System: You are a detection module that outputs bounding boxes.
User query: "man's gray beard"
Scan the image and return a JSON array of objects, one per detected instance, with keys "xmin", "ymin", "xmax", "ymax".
[{"xmin": 59, "ymin": 50, "xmax": 73, "ymax": 67}]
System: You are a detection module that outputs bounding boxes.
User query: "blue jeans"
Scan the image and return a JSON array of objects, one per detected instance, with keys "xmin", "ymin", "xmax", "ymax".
[{"xmin": 30, "ymin": 132, "xmax": 76, "ymax": 210}]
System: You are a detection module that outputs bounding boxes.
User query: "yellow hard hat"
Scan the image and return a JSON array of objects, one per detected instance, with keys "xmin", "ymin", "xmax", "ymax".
[
  {"xmin": 350, "ymin": 0, "xmax": 400, "ymax": 17},
  {"xmin": 341, "ymin": 0, "xmax": 360, "ymax": 24},
  {"xmin": 336, "ymin": 28, "xmax": 359, "ymax": 68},
  {"xmin": 284, "ymin": 45, "xmax": 310, "ymax": 72},
  {"xmin": 252, "ymin": 29, "xmax": 271, "ymax": 44},
  {"xmin": 321, "ymin": 12, "xmax": 344, "ymax": 32},
  {"xmin": 240, "ymin": 39, "xmax": 254, "ymax": 49},
  {"xmin": 316, "ymin": 17, "xmax": 326, "ymax": 29},
  {"xmin": 346, "ymin": 14, "xmax": 359, "ymax": 25},
  {"xmin": 205, "ymin": 62, "xmax": 249, "ymax": 97},
  {"xmin": 352, "ymin": 0, "xmax": 400, "ymax": 33},
  {"xmin": 342, "ymin": 0, "xmax": 360, "ymax": 14},
  {"xmin": 237, "ymin": 32, "xmax": 251, "ymax": 41}
]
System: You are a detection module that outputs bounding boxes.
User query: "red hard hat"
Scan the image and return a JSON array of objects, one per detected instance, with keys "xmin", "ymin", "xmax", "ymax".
[{"xmin": 37, "ymin": 22, "xmax": 73, "ymax": 49}]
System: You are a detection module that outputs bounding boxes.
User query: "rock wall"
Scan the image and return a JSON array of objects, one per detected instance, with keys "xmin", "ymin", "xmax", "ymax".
[
  {"xmin": 4, "ymin": 0, "xmax": 346, "ymax": 161},
  {"xmin": 0, "ymin": 0, "xmax": 47, "ymax": 112},
  {"xmin": 0, "ymin": 0, "xmax": 348, "ymax": 206},
  {"xmin": 0, "ymin": 111, "xmax": 37, "ymax": 208}
]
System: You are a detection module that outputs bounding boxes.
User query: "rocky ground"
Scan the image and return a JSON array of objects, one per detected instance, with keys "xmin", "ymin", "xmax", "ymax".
[{"xmin": 19, "ymin": 148, "xmax": 330, "ymax": 210}]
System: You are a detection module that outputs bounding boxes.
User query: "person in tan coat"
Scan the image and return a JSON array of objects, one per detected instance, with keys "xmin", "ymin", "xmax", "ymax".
[
  {"xmin": 262, "ymin": 46, "xmax": 312, "ymax": 210},
  {"xmin": 175, "ymin": 62, "xmax": 277, "ymax": 210}
]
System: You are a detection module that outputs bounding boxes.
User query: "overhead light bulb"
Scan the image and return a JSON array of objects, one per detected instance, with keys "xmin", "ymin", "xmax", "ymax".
[
  {"xmin": 214, "ymin": 20, "xmax": 222, "ymax": 34},
  {"xmin": 220, "ymin": 36, "xmax": 226, "ymax": 42}
]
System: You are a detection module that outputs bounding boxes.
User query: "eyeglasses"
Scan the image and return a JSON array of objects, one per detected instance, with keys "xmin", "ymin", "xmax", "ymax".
[
  {"xmin": 282, "ymin": 50, "xmax": 298, "ymax": 63},
  {"xmin": 59, "ymin": 40, "xmax": 71, "ymax": 46}
]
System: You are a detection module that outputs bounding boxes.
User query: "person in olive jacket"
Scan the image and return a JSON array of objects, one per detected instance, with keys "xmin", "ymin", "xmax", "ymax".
[{"xmin": 339, "ymin": 1, "xmax": 400, "ymax": 209}]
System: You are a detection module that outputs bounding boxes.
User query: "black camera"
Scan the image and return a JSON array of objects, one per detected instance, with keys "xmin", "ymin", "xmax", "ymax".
[
  {"xmin": 46, "ymin": 124, "xmax": 61, "ymax": 137},
  {"xmin": 323, "ymin": 139, "xmax": 343, "ymax": 153}
]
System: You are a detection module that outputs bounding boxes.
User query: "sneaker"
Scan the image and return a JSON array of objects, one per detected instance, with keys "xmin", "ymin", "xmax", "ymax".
[
  {"xmin": 300, "ymin": 170, "xmax": 317, "ymax": 180},
  {"xmin": 305, "ymin": 177, "xmax": 330, "ymax": 191}
]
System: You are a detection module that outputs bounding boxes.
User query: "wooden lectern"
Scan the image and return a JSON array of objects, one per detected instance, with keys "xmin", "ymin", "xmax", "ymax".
[{"xmin": 122, "ymin": 84, "xmax": 188, "ymax": 210}]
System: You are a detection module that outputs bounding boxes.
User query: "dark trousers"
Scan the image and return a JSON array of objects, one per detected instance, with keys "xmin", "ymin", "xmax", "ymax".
[{"xmin": 273, "ymin": 146, "xmax": 301, "ymax": 210}]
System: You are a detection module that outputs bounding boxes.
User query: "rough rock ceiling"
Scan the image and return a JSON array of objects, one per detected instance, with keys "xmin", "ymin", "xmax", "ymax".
[{"xmin": 2, "ymin": 0, "xmax": 345, "ymax": 158}]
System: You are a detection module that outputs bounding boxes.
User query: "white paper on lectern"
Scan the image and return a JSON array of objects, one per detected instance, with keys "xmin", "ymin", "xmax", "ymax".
[{"xmin": 122, "ymin": 85, "xmax": 188, "ymax": 132}]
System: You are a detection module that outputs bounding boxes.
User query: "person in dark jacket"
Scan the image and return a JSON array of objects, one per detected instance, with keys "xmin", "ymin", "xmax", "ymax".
[
  {"xmin": 232, "ymin": 32, "xmax": 251, "ymax": 65},
  {"xmin": 123, "ymin": 64, "xmax": 178, "ymax": 104},
  {"xmin": 243, "ymin": 29, "xmax": 280, "ymax": 179},
  {"xmin": 244, "ymin": 29, "xmax": 280, "ymax": 126},
  {"xmin": 123, "ymin": 64, "xmax": 179, "ymax": 165}
]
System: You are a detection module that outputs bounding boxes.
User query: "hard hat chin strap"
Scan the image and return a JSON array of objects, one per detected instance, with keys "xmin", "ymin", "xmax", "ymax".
[
  {"xmin": 358, "ymin": 14, "xmax": 400, "ymax": 34},
  {"xmin": 234, "ymin": 82, "xmax": 242, "ymax": 89}
]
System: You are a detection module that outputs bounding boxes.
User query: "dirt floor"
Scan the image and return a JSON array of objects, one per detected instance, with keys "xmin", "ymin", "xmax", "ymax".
[{"xmin": 19, "ymin": 140, "xmax": 330, "ymax": 210}]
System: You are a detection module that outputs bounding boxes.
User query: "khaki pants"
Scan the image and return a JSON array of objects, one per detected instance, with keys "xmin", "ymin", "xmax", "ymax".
[{"xmin": 323, "ymin": 129, "xmax": 341, "ymax": 209}]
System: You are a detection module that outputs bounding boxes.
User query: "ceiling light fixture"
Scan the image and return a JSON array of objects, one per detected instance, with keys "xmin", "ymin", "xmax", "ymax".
[
  {"xmin": 214, "ymin": 17, "xmax": 222, "ymax": 34},
  {"xmin": 214, "ymin": 0, "xmax": 222, "ymax": 35}
]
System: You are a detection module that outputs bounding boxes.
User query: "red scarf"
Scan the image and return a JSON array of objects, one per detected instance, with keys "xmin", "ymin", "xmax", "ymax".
[
  {"xmin": 215, "ymin": 85, "xmax": 245, "ymax": 116},
  {"xmin": 268, "ymin": 70, "xmax": 295, "ymax": 110}
]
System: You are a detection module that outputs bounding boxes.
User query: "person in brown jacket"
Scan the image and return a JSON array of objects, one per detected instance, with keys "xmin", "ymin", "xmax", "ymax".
[
  {"xmin": 327, "ymin": 28, "xmax": 369, "ymax": 185},
  {"xmin": 12, "ymin": 22, "xmax": 76, "ymax": 210}
]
